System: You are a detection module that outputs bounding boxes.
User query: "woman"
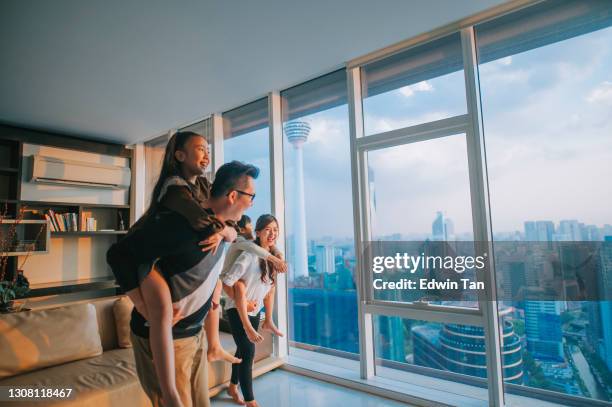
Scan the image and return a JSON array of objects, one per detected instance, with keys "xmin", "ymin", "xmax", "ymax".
[{"xmin": 221, "ymin": 214, "xmax": 284, "ymax": 407}]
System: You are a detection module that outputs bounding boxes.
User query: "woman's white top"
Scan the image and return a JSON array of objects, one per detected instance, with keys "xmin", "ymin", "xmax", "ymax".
[{"xmin": 222, "ymin": 251, "xmax": 273, "ymax": 316}]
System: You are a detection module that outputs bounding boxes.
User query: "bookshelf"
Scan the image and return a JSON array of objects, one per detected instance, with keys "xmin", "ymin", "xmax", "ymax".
[
  {"xmin": 21, "ymin": 201, "xmax": 129, "ymax": 234},
  {"xmin": 0, "ymin": 130, "xmax": 132, "ymax": 298}
]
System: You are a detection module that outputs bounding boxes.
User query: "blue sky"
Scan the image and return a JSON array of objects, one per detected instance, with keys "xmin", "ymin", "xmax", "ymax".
[{"xmin": 223, "ymin": 25, "xmax": 612, "ymax": 240}]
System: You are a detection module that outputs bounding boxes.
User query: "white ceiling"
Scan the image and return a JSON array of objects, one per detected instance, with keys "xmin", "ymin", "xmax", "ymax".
[{"xmin": 0, "ymin": 0, "xmax": 506, "ymax": 145}]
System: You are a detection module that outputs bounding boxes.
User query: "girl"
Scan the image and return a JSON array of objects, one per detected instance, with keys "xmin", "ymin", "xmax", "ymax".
[{"xmin": 221, "ymin": 214, "xmax": 285, "ymax": 407}]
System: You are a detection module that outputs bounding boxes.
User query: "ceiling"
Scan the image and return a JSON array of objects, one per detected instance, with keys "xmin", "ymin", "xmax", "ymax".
[{"xmin": 0, "ymin": 0, "xmax": 506, "ymax": 145}]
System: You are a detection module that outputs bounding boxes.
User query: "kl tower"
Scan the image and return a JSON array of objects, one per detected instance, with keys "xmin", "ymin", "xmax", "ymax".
[{"xmin": 285, "ymin": 121, "xmax": 311, "ymax": 280}]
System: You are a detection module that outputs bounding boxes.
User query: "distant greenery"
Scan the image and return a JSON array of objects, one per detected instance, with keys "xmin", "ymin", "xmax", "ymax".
[
  {"xmin": 579, "ymin": 343, "xmax": 612, "ymax": 401},
  {"xmin": 512, "ymin": 319, "xmax": 525, "ymax": 336},
  {"xmin": 523, "ymin": 351, "xmax": 553, "ymax": 390},
  {"xmin": 560, "ymin": 310, "xmax": 575, "ymax": 325}
]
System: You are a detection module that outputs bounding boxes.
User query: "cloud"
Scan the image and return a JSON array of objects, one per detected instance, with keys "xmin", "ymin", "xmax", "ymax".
[
  {"xmin": 586, "ymin": 81, "xmax": 612, "ymax": 104},
  {"xmin": 498, "ymin": 56, "xmax": 512, "ymax": 66},
  {"xmin": 398, "ymin": 80, "xmax": 434, "ymax": 97}
]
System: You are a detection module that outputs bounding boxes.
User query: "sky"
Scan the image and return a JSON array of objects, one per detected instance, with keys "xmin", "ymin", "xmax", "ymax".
[{"xmin": 222, "ymin": 24, "xmax": 612, "ymax": 241}]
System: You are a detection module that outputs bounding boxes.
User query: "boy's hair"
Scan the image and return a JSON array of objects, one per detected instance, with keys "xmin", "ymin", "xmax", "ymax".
[
  {"xmin": 237, "ymin": 214, "xmax": 251, "ymax": 229},
  {"xmin": 210, "ymin": 161, "xmax": 259, "ymax": 198},
  {"xmin": 237, "ymin": 214, "xmax": 253, "ymax": 240}
]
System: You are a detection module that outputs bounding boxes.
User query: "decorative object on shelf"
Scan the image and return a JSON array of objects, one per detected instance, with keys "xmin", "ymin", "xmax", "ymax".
[
  {"xmin": 0, "ymin": 205, "xmax": 40, "ymax": 312},
  {"xmin": 0, "ymin": 270, "xmax": 30, "ymax": 313},
  {"xmin": 118, "ymin": 212, "xmax": 125, "ymax": 231}
]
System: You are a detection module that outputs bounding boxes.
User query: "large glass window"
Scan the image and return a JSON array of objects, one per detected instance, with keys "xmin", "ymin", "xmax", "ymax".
[
  {"xmin": 365, "ymin": 134, "xmax": 478, "ymax": 306},
  {"xmin": 282, "ymin": 71, "xmax": 359, "ymax": 360},
  {"xmin": 223, "ymin": 99, "xmax": 271, "ymax": 218},
  {"xmin": 362, "ymin": 33, "xmax": 466, "ymax": 135},
  {"xmin": 478, "ymin": 0, "xmax": 612, "ymax": 401}
]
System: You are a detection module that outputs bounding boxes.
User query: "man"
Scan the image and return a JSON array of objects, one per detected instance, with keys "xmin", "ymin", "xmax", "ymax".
[{"xmin": 108, "ymin": 161, "xmax": 258, "ymax": 407}]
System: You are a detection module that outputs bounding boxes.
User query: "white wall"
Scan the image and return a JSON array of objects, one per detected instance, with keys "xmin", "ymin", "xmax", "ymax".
[{"xmin": 19, "ymin": 235, "xmax": 116, "ymax": 285}]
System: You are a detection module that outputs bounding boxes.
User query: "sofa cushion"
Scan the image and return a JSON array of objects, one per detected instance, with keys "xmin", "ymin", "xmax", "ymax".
[
  {"xmin": 113, "ymin": 296, "xmax": 134, "ymax": 348},
  {"xmin": 0, "ymin": 303, "xmax": 103, "ymax": 379},
  {"xmin": 92, "ymin": 297, "xmax": 121, "ymax": 351},
  {"xmin": 0, "ymin": 348, "xmax": 150, "ymax": 407}
]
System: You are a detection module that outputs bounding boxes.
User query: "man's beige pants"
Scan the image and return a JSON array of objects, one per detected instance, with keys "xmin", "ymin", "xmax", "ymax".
[{"xmin": 131, "ymin": 331, "xmax": 210, "ymax": 407}]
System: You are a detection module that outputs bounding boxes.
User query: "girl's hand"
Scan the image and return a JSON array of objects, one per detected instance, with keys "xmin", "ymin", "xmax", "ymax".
[
  {"xmin": 171, "ymin": 305, "xmax": 184, "ymax": 326},
  {"xmin": 246, "ymin": 300, "xmax": 258, "ymax": 313},
  {"xmin": 220, "ymin": 225, "xmax": 237, "ymax": 242},
  {"xmin": 268, "ymin": 255, "xmax": 288, "ymax": 273},
  {"xmin": 198, "ymin": 233, "xmax": 222, "ymax": 254},
  {"xmin": 246, "ymin": 326, "xmax": 264, "ymax": 344}
]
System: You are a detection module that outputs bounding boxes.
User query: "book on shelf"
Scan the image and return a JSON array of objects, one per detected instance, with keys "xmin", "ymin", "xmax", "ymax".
[
  {"xmin": 85, "ymin": 217, "xmax": 97, "ymax": 232},
  {"xmin": 46, "ymin": 210, "xmax": 79, "ymax": 232}
]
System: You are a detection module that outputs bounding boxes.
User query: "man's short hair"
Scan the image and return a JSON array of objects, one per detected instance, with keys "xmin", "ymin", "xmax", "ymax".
[{"xmin": 210, "ymin": 161, "xmax": 259, "ymax": 198}]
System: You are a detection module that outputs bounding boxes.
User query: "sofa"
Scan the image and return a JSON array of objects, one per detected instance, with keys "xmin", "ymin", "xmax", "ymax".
[{"xmin": 0, "ymin": 296, "xmax": 277, "ymax": 406}]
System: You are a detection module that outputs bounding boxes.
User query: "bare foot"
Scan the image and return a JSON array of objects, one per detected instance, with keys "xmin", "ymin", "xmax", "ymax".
[
  {"xmin": 245, "ymin": 400, "xmax": 259, "ymax": 407},
  {"xmin": 228, "ymin": 384, "xmax": 245, "ymax": 405},
  {"xmin": 246, "ymin": 327, "xmax": 263, "ymax": 343},
  {"xmin": 207, "ymin": 345, "xmax": 242, "ymax": 364},
  {"xmin": 262, "ymin": 320, "xmax": 284, "ymax": 337}
]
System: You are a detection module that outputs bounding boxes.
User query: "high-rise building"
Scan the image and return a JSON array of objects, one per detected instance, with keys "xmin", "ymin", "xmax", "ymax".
[
  {"xmin": 376, "ymin": 316, "xmax": 406, "ymax": 363},
  {"xmin": 412, "ymin": 308, "xmax": 523, "ymax": 384},
  {"xmin": 599, "ymin": 236, "xmax": 612, "ymax": 370},
  {"xmin": 432, "ymin": 211, "xmax": 447, "ymax": 241},
  {"xmin": 524, "ymin": 220, "xmax": 555, "ymax": 242},
  {"xmin": 555, "ymin": 220, "xmax": 581, "ymax": 241},
  {"xmin": 315, "ymin": 244, "xmax": 335, "ymax": 275},
  {"xmin": 524, "ymin": 301, "xmax": 564, "ymax": 361},
  {"xmin": 290, "ymin": 288, "xmax": 359, "ymax": 354}
]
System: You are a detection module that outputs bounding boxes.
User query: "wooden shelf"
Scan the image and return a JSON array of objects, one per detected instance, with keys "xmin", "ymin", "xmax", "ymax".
[
  {"xmin": 51, "ymin": 231, "xmax": 127, "ymax": 236},
  {"xmin": 0, "ymin": 167, "xmax": 18, "ymax": 173},
  {"xmin": 27, "ymin": 277, "xmax": 118, "ymax": 298},
  {"xmin": 21, "ymin": 201, "xmax": 129, "ymax": 209}
]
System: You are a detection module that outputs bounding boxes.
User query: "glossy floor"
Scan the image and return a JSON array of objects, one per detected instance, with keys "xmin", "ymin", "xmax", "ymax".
[{"xmin": 211, "ymin": 370, "xmax": 412, "ymax": 406}]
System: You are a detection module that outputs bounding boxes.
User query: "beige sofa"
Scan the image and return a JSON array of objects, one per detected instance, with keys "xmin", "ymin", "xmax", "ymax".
[{"xmin": 0, "ymin": 296, "xmax": 277, "ymax": 406}]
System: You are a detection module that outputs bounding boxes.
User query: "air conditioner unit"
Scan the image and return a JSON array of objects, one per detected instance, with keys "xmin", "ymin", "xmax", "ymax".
[{"xmin": 29, "ymin": 155, "xmax": 131, "ymax": 190}]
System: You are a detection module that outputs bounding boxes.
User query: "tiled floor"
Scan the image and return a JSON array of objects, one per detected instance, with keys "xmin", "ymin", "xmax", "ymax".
[{"xmin": 211, "ymin": 370, "xmax": 412, "ymax": 406}]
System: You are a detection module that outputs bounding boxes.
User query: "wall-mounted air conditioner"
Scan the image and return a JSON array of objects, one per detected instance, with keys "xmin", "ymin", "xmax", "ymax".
[{"xmin": 29, "ymin": 155, "xmax": 131, "ymax": 190}]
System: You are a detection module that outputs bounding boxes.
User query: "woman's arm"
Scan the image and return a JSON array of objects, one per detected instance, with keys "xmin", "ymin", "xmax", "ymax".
[
  {"xmin": 231, "ymin": 240, "xmax": 287, "ymax": 273},
  {"xmin": 234, "ymin": 280, "xmax": 263, "ymax": 343},
  {"xmin": 221, "ymin": 252, "xmax": 263, "ymax": 343},
  {"xmin": 139, "ymin": 266, "xmax": 182, "ymax": 407}
]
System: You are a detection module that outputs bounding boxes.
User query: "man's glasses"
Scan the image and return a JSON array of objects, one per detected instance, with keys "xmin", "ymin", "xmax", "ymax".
[{"xmin": 234, "ymin": 189, "xmax": 256, "ymax": 202}]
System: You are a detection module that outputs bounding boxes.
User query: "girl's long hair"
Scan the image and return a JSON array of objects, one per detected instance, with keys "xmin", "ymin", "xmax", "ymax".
[
  {"xmin": 146, "ymin": 131, "xmax": 202, "ymax": 217},
  {"xmin": 254, "ymin": 214, "xmax": 279, "ymax": 284}
]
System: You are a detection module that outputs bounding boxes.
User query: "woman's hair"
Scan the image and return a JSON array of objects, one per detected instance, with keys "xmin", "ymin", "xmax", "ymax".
[
  {"xmin": 147, "ymin": 131, "xmax": 204, "ymax": 215},
  {"xmin": 254, "ymin": 214, "xmax": 279, "ymax": 284},
  {"xmin": 237, "ymin": 215, "xmax": 253, "ymax": 240}
]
